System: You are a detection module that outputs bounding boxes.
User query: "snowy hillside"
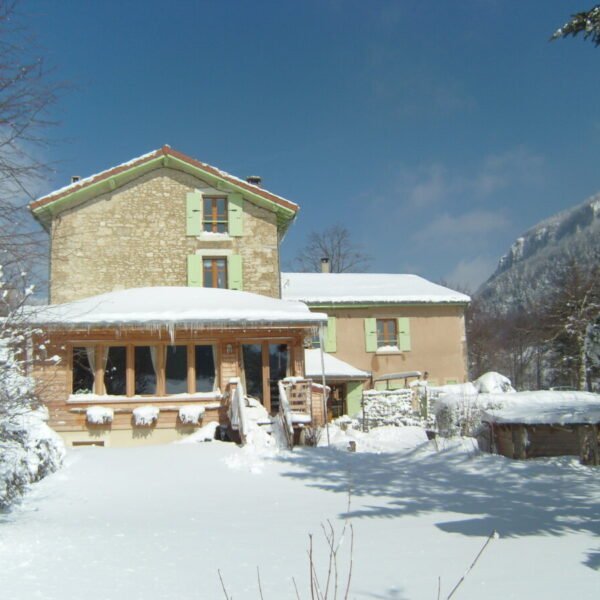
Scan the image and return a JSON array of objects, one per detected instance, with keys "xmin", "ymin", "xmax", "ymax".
[{"xmin": 477, "ymin": 192, "xmax": 600, "ymax": 311}]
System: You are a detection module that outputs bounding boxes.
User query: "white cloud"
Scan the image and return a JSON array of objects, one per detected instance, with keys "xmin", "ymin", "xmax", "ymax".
[
  {"xmin": 414, "ymin": 209, "xmax": 510, "ymax": 244},
  {"xmin": 444, "ymin": 256, "xmax": 498, "ymax": 292},
  {"xmin": 394, "ymin": 146, "xmax": 544, "ymax": 209}
]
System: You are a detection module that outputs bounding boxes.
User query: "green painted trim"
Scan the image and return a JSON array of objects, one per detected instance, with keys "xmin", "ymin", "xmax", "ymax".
[
  {"xmin": 186, "ymin": 190, "xmax": 203, "ymax": 236},
  {"xmin": 227, "ymin": 193, "xmax": 244, "ymax": 237},
  {"xmin": 187, "ymin": 255, "xmax": 203, "ymax": 287},
  {"xmin": 346, "ymin": 381, "xmax": 364, "ymax": 417},
  {"xmin": 228, "ymin": 254, "xmax": 243, "ymax": 290},
  {"xmin": 364, "ymin": 317, "xmax": 377, "ymax": 352},
  {"xmin": 398, "ymin": 317, "xmax": 411, "ymax": 351},
  {"xmin": 324, "ymin": 316, "xmax": 337, "ymax": 353}
]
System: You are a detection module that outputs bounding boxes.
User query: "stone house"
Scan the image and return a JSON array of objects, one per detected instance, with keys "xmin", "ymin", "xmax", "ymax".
[
  {"xmin": 29, "ymin": 146, "xmax": 325, "ymax": 447},
  {"xmin": 29, "ymin": 145, "xmax": 470, "ymax": 446}
]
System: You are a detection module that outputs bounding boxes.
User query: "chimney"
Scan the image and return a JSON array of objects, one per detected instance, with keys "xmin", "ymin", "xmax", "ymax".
[
  {"xmin": 246, "ymin": 175, "xmax": 262, "ymax": 187},
  {"xmin": 71, "ymin": 175, "xmax": 81, "ymax": 184},
  {"xmin": 321, "ymin": 257, "xmax": 330, "ymax": 273}
]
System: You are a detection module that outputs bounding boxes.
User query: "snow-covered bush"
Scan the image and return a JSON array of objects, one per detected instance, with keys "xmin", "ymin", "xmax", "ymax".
[
  {"xmin": 178, "ymin": 405, "xmax": 205, "ymax": 425},
  {"xmin": 474, "ymin": 371, "xmax": 516, "ymax": 394},
  {"xmin": 0, "ymin": 408, "xmax": 65, "ymax": 509},
  {"xmin": 132, "ymin": 406, "xmax": 160, "ymax": 426},
  {"xmin": 86, "ymin": 406, "xmax": 114, "ymax": 425}
]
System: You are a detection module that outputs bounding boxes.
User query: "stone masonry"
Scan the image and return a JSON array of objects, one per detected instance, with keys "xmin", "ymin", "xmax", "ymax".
[{"xmin": 50, "ymin": 167, "xmax": 281, "ymax": 304}]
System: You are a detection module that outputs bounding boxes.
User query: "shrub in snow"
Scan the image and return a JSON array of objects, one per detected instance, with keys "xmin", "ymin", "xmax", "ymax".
[
  {"xmin": 178, "ymin": 405, "xmax": 205, "ymax": 425},
  {"xmin": 474, "ymin": 371, "xmax": 516, "ymax": 394},
  {"xmin": 86, "ymin": 406, "xmax": 114, "ymax": 425},
  {"xmin": 0, "ymin": 408, "xmax": 65, "ymax": 510},
  {"xmin": 434, "ymin": 393, "xmax": 503, "ymax": 438},
  {"xmin": 132, "ymin": 406, "xmax": 159, "ymax": 426}
]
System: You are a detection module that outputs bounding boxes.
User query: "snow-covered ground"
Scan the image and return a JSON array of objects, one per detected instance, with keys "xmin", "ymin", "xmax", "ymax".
[{"xmin": 1, "ymin": 432, "xmax": 599, "ymax": 599}]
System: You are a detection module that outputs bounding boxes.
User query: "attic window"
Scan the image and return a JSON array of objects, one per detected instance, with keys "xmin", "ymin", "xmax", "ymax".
[{"xmin": 203, "ymin": 197, "xmax": 228, "ymax": 233}]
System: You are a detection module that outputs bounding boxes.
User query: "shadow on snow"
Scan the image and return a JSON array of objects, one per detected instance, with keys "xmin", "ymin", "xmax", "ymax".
[{"xmin": 275, "ymin": 442, "xmax": 600, "ymax": 570}]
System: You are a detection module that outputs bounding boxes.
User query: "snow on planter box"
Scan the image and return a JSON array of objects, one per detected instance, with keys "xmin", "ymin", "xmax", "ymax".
[
  {"xmin": 132, "ymin": 406, "xmax": 160, "ymax": 427},
  {"xmin": 178, "ymin": 405, "xmax": 205, "ymax": 425},
  {"xmin": 86, "ymin": 406, "xmax": 114, "ymax": 425}
]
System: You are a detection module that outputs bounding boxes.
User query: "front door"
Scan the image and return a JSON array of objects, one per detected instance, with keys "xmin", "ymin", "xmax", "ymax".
[{"xmin": 241, "ymin": 342, "xmax": 290, "ymax": 414}]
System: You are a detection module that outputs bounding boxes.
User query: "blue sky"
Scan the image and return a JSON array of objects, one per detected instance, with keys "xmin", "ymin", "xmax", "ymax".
[{"xmin": 27, "ymin": 0, "xmax": 600, "ymax": 290}]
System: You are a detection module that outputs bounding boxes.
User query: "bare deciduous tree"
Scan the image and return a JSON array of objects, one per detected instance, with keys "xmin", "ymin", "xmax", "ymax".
[
  {"xmin": 293, "ymin": 225, "xmax": 371, "ymax": 273},
  {"xmin": 0, "ymin": 0, "xmax": 61, "ymax": 286}
]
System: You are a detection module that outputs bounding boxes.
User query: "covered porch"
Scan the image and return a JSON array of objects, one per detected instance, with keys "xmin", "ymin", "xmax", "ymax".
[{"xmin": 29, "ymin": 287, "xmax": 327, "ymax": 446}]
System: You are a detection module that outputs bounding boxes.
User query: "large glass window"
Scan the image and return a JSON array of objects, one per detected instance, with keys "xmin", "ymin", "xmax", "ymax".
[
  {"xmin": 134, "ymin": 346, "xmax": 157, "ymax": 395},
  {"xmin": 203, "ymin": 257, "xmax": 227, "ymax": 289},
  {"xmin": 203, "ymin": 197, "xmax": 228, "ymax": 233},
  {"xmin": 195, "ymin": 345, "xmax": 216, "ymax": 392},
  {"xmin": 165, "ymin": 345, "xmax": 188, "ymax": 394},
  {"xmin": 269, "ymin": 343, "xmax": 289, "ymax": 414},
  {"xmin": 72, "ymin": 347, "xmax": 94, "ymax": 394},
  {"xmin": 104, "ymin": 347, "xmax": 127, "ymax": 395},
  {"xmin": 242, "ymin": 344, "xmax": 263, "ymax": 400}
]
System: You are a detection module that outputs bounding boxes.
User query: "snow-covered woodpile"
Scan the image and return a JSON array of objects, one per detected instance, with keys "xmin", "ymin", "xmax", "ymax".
[{"xmin": 360, "ymin": 389, "xmax": 433, "ymax": 430}]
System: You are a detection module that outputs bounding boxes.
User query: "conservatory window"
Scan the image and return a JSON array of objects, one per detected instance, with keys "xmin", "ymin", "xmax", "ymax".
[
  {"xmin": 72, "ymin": 347, "xmax": 94, "ymax": 394},
  {"xmin": 104, "ymin": 346, "xmax": 127, "ymax": 395},
  {"xmin": 134, "ymin": 346, "xmax": 157, "ymax": 395},
  {"xmin": 376, "ymin": 319, "xmax": 397, "ymax": 348},
  {"xmin": 203, "ymin": 197, "xmax": 228, "ymax": 233},
  {"xmin": 195, "ymin": 345, "xmax": 216, "ymax": 392},
  {"xmin": 165, "ymin": 345, "xmax": 188, "ymax": 394}
]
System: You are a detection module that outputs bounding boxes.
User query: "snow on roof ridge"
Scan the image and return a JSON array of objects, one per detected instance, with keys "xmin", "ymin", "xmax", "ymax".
[
  {"xmin": 281, "ymin": 272, "xmax": 470, "ymax": 304},
  {"xmin": 31, "ymin": 146, "xmax": 298, "ymax": 211},
  {"xmin": 37, "ymin": 148, "xmax": 161, "ymax": 201}
]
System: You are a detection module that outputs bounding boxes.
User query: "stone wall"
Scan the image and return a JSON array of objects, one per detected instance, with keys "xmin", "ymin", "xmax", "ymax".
[{"xmin": 50, "ymin": 167, "xmax": 280, "ymax": 303}]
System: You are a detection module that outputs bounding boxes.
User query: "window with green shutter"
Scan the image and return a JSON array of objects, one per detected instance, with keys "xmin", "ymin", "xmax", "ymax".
[
  {"xmin": 397, "ymin": 317, "xmax": 411, "ymax": 351},
  {"xmin": 324, "ymin": 316, "xmax": 337, "ymax": 353},
  {"xmin": 187, "ymin": 255, "xmax": 203, "ymax": 287},
  {"xmin": 227, "ymin": 193, "xmax": 244, "ymax": 236},
  {"xmin": 186, "ymin": 191, "xmax": 203, "ymax": 236},
  {"xmin": 228, "ymin": 254, "xmax": 243, "ymax": 290},
  {"xmin": 364, "ymin": 318, "xmax": 377, "ymax": 352}
]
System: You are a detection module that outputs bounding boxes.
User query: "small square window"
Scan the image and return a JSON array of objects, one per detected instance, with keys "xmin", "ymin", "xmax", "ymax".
[
  {"xmin": 376, "ymin": 319, "xmax": 397, "ymax": 348},
  {"xmin": 203, "ymin": 257, "xmax": 227, "ymax": 289},
  {"xmin": 203, "ymin": 197, "xmax": 228, "ymax": 233}
]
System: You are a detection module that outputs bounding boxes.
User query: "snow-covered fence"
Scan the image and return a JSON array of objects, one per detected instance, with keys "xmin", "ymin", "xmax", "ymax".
[{"xmin": 360, "ymin": 389, "xmax": 432, "ymax": 431}]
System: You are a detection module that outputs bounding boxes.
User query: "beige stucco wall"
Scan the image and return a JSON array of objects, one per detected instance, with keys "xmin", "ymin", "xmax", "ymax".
[
  {"xmin": 50, "ymin": 167, "xmax": 280, "ymax": 303},
  {"xmin": 318, "ymin": 304, "xmax": 468, "ymax": 386}
]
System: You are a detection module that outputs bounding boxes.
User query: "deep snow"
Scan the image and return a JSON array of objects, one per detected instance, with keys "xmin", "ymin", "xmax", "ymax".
[{"xmin": 0, "ymin": 435, "xmax": 599, "ymax": 599}]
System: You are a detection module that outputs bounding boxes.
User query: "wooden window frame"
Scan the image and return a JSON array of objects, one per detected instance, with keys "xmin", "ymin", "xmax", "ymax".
[
  {"xmin": 202, "ymin": 256, "xmax": 228, "ymax": 289},
  {"xmin": 202, "ymin": 196, "xmax": 228, "ymax": 233},
  {"xmin": 240, "ymin": 339, "xmax": 295, "ymax": 414},
  {"xmin": 69, "ymin": 342, "xmax": 219, "ymax": 398},
  {"xmin": 376, "ymin": 319, "xmax": 397, "ymax": 348}
]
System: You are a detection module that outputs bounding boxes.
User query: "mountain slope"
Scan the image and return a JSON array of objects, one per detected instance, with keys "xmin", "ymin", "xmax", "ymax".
[{"xmin": 477, "ymin": 193, "xmax": 600, "ymax": 311}]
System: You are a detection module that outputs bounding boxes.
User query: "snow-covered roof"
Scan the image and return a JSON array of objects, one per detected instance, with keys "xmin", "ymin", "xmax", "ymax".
[
  {"xmin": 25, "ymin": 287, "xmax": 327, "ymax": 330},
  {"xmin": 281, "ymin": 273, "xmax": 470, "ymax": 304},
  {"xmin": 304, "ymin": 349, "xmax": 370, "ymax": 380},
  {"xmin": 482, "ymin": 391, "xmax": 600, "ymax": 425}
]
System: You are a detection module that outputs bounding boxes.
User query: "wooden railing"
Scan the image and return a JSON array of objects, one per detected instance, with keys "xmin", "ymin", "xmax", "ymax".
[
  {"xmin": 278, "ymin": 379, "xmax": 313, "ymax": 449},
  {"xmin": 227, "ymin": 377, "xmax": 249, "ymax": 445}
]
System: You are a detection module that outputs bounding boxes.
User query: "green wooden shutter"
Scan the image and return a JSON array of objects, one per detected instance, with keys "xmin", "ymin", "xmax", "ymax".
[
  {"xmin": 186, "ymin": 191, "xmax": 203, "ymax": 236},
  {"xmin": 346, "ymin": 382, "xmax": 364, "ymax": 417},
  {"xmin": 364, "ymin": 318, "xmax": 377, "ymax": 352},
  {"xmin": 187, "ymin": 255, "xmax": 203, "ymax": 287},
  {"xmin": 228, "ymin": 254, "xmax": 243, "ymax": 290},
  {"xmin": 398, "ymin": 317, "xmax": 411, "ymax": 351},
  {"xmin": 228, "ymin": 193, "xmax": 244, "ymax": 237},
  {"xmin": 324, "ymin": 316, "xmax": 337, "ymax": 353}
]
